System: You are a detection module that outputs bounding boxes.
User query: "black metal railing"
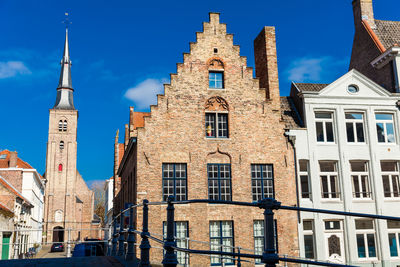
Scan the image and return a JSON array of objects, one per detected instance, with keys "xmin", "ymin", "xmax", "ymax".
[{"xmin": 109, "ymin": 197, "xmax": 400, "ymax": 267}]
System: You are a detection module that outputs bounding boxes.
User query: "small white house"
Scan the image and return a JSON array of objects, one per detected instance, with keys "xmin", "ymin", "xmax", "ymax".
[{"xmin": 287, "ymin": 69, "xmax": 400, "ymax": 266}]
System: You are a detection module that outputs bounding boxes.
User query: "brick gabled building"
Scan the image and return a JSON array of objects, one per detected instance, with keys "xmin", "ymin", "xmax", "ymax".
[
  {"xmin": 350, "ymin": 0, "xmax": 400, "ymax": 92},
  {"xmin": 116, "ymin": 13, "xmax": 299, "ymax": 266}
]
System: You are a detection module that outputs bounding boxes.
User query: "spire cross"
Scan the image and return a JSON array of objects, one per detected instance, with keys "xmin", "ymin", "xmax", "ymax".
[{"xmin": 62, "ymin": 12, "xmax": 72, "ymax": 29}]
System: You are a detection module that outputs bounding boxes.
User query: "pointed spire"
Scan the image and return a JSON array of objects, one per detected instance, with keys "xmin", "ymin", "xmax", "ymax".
[
  {"xmin": 57, "ymin": 28, "xmax": 73, "ymax": 90},
  {"xmin": 53, "ymin": 19, "xmax": 75, "ymax": 110}
]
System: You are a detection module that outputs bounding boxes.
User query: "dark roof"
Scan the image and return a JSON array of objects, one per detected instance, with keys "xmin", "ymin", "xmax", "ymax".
[
  {"xmin": 374, "ymin": 20, "xmax": 400, "ymax": 49},
  {"xmin": 293, "ymin": 83, "xmax": 329, "ymax": 92},
  {"xmin": 280, "ymin": 97, "xmax": 303, "ymax": 129}
]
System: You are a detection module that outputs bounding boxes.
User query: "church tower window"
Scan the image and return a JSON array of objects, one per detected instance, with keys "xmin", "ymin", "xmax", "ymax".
[
  {"xmin": 63, "ymin": 120, "xmax": 67, "ymax": 132},
  {"xmin": 59, "ymin": 120, "xmax": 63, "ymax": 132},
  {"xmin": 60, "ymin": 141, "xmax": 64, "ymax": 150}
]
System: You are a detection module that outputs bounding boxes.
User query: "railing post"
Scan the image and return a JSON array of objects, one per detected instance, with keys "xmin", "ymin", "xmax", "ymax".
[
  {"xmin": 117, "ymin": 209, "xmax": 125, "ymax": 256},
  {"xmin": 111, "ymin": 218, "xmax": 118, "ymax": 256},
  {"xmin": 237, "ymin": 247, "xmax": 241, "ymax": 267},
  {"xmin": 162, "ymin": 196, "xmax": 178, "ymax": 267},
  {"xmin": 66, "ymin": 228, "xmax": 72, "ymax": 257},
  {"xmin": 258, "ymin": 198, "xmax": 281, "ymax": 267},
  {"xmin": 139, "ymin": 199, "xmax": 151, "ymax": 267},
  {"xmin": 126, "ymin": 204, "xmax": 136, "ymax": 261}
]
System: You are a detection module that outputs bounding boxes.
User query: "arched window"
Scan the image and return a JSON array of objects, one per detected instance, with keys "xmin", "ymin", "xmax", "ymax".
[
  {"xmin": 205, "ymin": 96, "xmax": 229, "ymax": 138},
  {"xmin": 208, "ymin": 58, "xmax": 224, "ymax": 89},
  {"xmin": 63, "ymin": 120, "xmax": 67, "ymax": 132},
  {"xmin": 58, "ymin": 164, "xmax": 63, "ymax": 172},
  {"xmin": 60, "ymin": 141, "xmax": 64, "ymax": 150},
  {"xmin": 58, "ymin": 120, "xmax": 63, "ymax": 132}
]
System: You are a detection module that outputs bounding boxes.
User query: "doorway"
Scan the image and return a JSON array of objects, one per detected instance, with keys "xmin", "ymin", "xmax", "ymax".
[
  {"xmin": 53, "ymin": 226, "xmax": 64, "ymax": 243},
  {"xmin": 324, "ymin": 220, "xmax": 345, "ymax": 263},
  {"xmin": 1, "ymin": 233, "xmax": 11, "ymax": 259}
]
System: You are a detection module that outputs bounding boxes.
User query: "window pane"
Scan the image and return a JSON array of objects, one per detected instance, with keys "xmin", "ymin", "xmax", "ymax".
[
  {"xmin": 353, "ymin": 175, "xmax": 360, "ymax": 198},
  {"xmin": 381, "ymin": 161, "xmax": 397, "ymax": 171},
  {"xmin": 393, "ymin": 175, "xmax": 399, "ymax": 197},
  {"xmin": 299, "ymin": 160, "xmax": 308, "ymax": 172},
  {"xmin": 321, "ymin": 176, "xmax": 329, "ymax": 198},
  {"xmin": 376, "ymin": 114, "xmax": 393, "ymax": 120},
  {"xmin": 387, "ymin": 123, "xmax": 395, "ymax": 143},
  {"xmin": 346, "ymin": 122, "xmax": 355, "ymax": 142},
  {"xmin": 355, "ymin": 220, "xmax": 374, "ymax": 230},
  {"xmin": 389, "ymin": 233, "xmax": 398, "ymax": 257},
  {"xmin": 388, "ymin": 220, "xmax": 400, "ymax": 229},
  {"xmin": 346, "ymin": 113, "xmax": 363, "ymax": 120},
  {"xmin": 330, "ymin": 176, "xmax": 338, "ymax": 198},
  {"xmin": 382, "ymin": 175, "xmax": 392, "ymax": 197},
  {"xmin": 205, "ymin": 113, "xmax": 216, "ymax": 138},
  {"xmin": 326, "ymin": 122, "xmax": 334, "ymax": 142},
  {"xmin": 303, "ymin": 221, "xmax": 313, "ymax": 231},
  {"xmin": 300, "ymin": 175, "xmax": 310, "ymax": 198},
  {"xmin": 351, "ymin": 161, "xmax": 366, "ymax": 172},
  {"xmin": 315, "ymin": 112, "xmax": 332, "ymax": 119},
  {"xmin": 357, "ymin": 234, "xmax": 366, "ymax": 258},
  {"xmin": 304, "ymin": 235, "xmax": 314, "ymax": 259},
  {"xmin": 367, "ymin": 234, "xmax": 376, "ymax": 257},
  {"xmin": 320, "ymin": 162, "xmax": 336, "ymax": 172},
  {"xmin": 376, "ymin": 123, "xmax": 385, "ymax": 142},
  {"xmin": 217, "ymin": 114, "xmax": 228, "ymax": 138},
  {"xmin": 316, "ymin": 122, "xmax": 324, "ymax": 142},
  {"xmin": 356, "ymin": 122, "xmax": 365, "ymax": 142}
]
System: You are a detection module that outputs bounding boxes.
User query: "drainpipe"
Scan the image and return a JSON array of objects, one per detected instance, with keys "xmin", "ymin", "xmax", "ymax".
[{"xmin": 285, "ymin": 131, "xmax": 301, "ymax": 223}]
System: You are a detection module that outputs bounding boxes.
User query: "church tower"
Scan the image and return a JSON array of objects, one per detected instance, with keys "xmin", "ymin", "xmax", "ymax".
[{"xmin": 44, "ymin": 25, "xmax": 97, "ymax": 243}]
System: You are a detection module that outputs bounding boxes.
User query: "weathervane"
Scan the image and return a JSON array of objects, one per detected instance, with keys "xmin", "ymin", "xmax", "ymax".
[{"xmin": 62, "ymin": 12, "xmax": 72, "ymax": 29}]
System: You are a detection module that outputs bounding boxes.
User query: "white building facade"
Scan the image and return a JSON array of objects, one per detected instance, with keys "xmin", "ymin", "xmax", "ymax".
[{"xmin": 288, "ymin": 69, "xmax": 400, "ymax": 266}]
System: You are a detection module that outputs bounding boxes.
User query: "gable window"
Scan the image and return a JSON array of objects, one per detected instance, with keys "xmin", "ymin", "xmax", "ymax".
[
  {"xmin": 381, "ymin": 161, "xmax": 400, "ymax": 198},
  {"xmin": 345, "ymin": 113, "xmax": 365, "ymax": 143},
  {"xmin": 210, "ymin": 221, "xmax": 234, "ymax": 265},
  {"xmin": 355, "ymin": 220, "xmax": 377, "ymax": 259},
  {"xmin": 60, "ymin": 141, "xmax": 64, "ymax": 150},
  {"xmin": 208, "ymin": 164, "xmax": 231, "ymax": 201},
  {"xmin": 163, "ymin": 221, "xmax": 189, "ymax": 265},
  {"xmin": 388, "ymin": 220, "xmax": 400, "ymax": 258},
  {"xmin": 315, "ymin": 112, "xmax": 334, "ymax": 143},
  {"xmin": 299, "ymin": 160, "xmax": 311, "ymax": 199},
  {"xmin": 162, "ymin": 163, "xmax": 187, "ymax": 201},
  {"xmin": 351, "ymin": 161, "xmax": 371, "ymax": 199},
  {"xmin": 205, "ymin": 113, "xmax": 228, "ymax": 138},
  {"xmin": 209, "ymin": 71, "xmax": 224, "ymax": 89},
  {"xmin": 319, "ymin": 161, "xmax": 340, "ymax": 199},
  {"xmin": 251, "ymin": 164, "xmax": 274, "ymax": 201},
  {"xmin": 376, "ymin": 113, "xmax": 395, "ymax": 143}
]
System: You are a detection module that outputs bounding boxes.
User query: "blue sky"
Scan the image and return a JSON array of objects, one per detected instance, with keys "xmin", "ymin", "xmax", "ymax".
[{"xmin": 1, "ymin": 0, "xmax": 399, "ymax": 185}]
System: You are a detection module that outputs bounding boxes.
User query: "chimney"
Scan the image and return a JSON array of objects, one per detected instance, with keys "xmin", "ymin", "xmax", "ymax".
[
  {"xmin": 9, "ymin": 151, "xmax": 18, "ymax": 167},
  {"xmin": 352, "ymin": 0, "xmax": 376, "ymax": 29},
  {"xmin": 129, "ymin": 107, "xmax": 134, "ymax": 134},
  {"xmin": 124, "ymin": 124, "xmax": 129, "ymax": 148},
  {"xmin": 254, "ymin": 26, "xmax": 281, "ymax": 111}
]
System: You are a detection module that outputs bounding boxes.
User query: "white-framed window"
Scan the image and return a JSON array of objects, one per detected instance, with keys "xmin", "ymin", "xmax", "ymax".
[
  {"xmin": 319, "ymin": 161, "xmax": 340, "ymax": 199},
  {"xmin": 375, "ymin": 113, "xmax": 395, "ymax": 143},
  {"xmin": 163, "ymin": 221, "xmax": 189, "ymax": 265},
  {"xmin": 299, "ymin": 160, "xmax": 311, "ymax": 199},
  {"xmin": 350, "ymin": 161, "xmax": 371, "ymax": 199},
  {"xmin": 315, "ymin": 112, "xmax": 335, "ymax": 143},
  {"xmin": 303, "ymin": 220, "xmax": 315, "ymax": 259},
  {"xmin": 345, "ymin": 113, "xmax": 365, "ymax": 143},
  {"xmin": 355, "ymin": 220, "xmax": 377, "ymax": 260},
  {"xmin": 388, "ymin": 220, "xmax": 400, "ymax": 258},
  {"xmin": 205, "ymin": 112, "xmax": 228, "ymax": 138},
  {"xmin": 381, "ymin": 161, "xmax": 400, "ymax": 198},
  {"xmin": 209, "ymin": 71, "xmax": 224, "ymax": 89}
]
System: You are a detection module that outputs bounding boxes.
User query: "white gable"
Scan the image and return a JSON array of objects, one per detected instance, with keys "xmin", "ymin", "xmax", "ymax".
[{"xmin": 317, "ymin": 69, "xmax": 391, "ymax": 98}]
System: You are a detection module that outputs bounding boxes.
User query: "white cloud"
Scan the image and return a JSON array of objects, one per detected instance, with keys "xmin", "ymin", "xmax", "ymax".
[
  {"xmin": 285, "ymin": 56, "xmax": 346, "ymax": 83},
  {"xmin": 0, "ymin": 61, "xmax": 31, "ymax": 79},
  {"xmin": 124, "ymin": 78, "xmax": 167, "ymax": 109}
]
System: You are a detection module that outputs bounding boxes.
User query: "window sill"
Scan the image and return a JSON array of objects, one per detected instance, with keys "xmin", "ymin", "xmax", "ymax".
[
  {"xmin": 346, "ymin": 142, "xmax": 367, "ymax": 145},
  {"xmin": 206, "ymin": 137, "xmax": 230, "ymax": 141},
  {"xmin": 208, "ymin": 88, "xmax": 226, "ymax": 91},
  {"xmin": 316, "ymin": 142, "xmax": 336, "ymax": 145},
  {"xmin": 352, "ymin": 199, "xmax": 374, "ymax": 203},
  {"xmin": 383, "ymin": 198, "xmax": 400, "ymax": 202},
  {"xmin": 320, "ymin": 199, "xmax": 342, "ymax": 203},
  {"xmin": 377, "ymin": 143, "xmax": 397, "ymax": 145}
]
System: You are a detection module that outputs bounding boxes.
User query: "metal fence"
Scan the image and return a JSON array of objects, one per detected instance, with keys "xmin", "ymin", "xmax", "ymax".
[{"xmin": 108, "ymin": 197, "xmax": 400, "ymax": 267}]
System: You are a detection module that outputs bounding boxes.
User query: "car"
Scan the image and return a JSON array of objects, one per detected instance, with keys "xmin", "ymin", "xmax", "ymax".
[
  {"xmin": 50, "ymin": 243, "xmax": 64, "ymax": 252},
  {"xmin": 72, "ymin": 242, "xmax": 105, "ymax": 257}
]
